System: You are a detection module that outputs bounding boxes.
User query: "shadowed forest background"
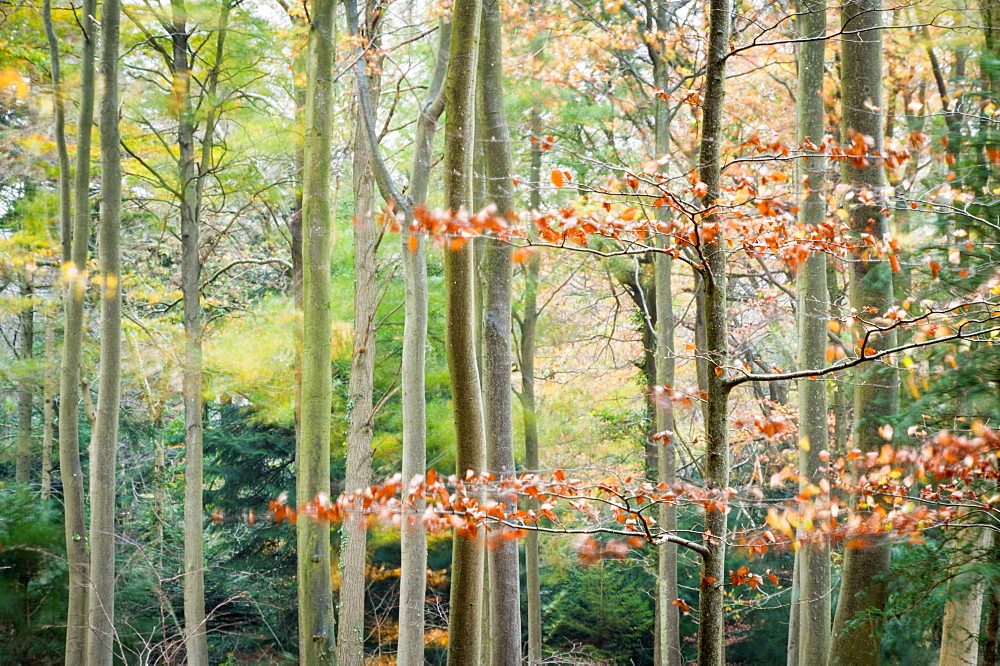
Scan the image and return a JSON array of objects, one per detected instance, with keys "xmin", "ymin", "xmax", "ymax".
[{"xmin": 1, "ymin": 0, "xmax": 1000, "ymax": 663}]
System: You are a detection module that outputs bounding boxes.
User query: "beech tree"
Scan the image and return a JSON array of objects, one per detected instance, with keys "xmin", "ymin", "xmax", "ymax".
[
  {"xmin": 86, "ymin": 0, "xmax": 122, "ymax": 659},
  {"xmin": 297, "ymin": 0, "xmax": 337, "ymax": 659}
]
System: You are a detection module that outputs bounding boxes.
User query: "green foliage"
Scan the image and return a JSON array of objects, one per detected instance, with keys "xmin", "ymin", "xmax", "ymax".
[
  {"xmin": 0, "ymin": 488, "xmax": 67, "ymax": 664},
  {"xmin": 543, "ymin": 555, "xmax": 655, "ymax": 663}
]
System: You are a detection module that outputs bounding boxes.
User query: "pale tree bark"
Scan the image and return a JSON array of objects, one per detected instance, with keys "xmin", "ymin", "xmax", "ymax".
[
  {"xmin": 15, "ymin": 276, "xmax": 34, "ymax": 485},
  {"xmin": 794, "ymin": 0, "xmax": 832, "ymax": 661},
  {"xmin": 787, "ymin": 549, "xmax": 801, "ymax": 666},
  {"xmin": 648, "ymin": 5, "xmax": 679, "ymax": 662},
  {"xmin": 397, "ymin": 21, "xmax": 451, "ymax": 666},
  {"xmin": 41, "ymin": 0, "xmax": 69, "ymax": 503},
  {"xmin": 59, "ymin": 0, "xmax": 97, "ymax": 656},
  {"xmin": 337, "ymin": 4, "xmax": 383, "ymax": 658},
  {"xmin": 478, "ymin": 0, "xmax": 522, "ymax": 661},
  {"xmin": 85, "ymin": 0, "xmax": 122, "ymax": 659},
  {"xmin": 168, "ymin": 2, "xmax": 230, "ymax": 659},
  {"xmin": 829, "ymin": 0, "xmax": 898, "ymax": 662},
  {"xmin": 42, "ymin": 0, "xmax": 72, "ymax": 262},
  {"xmin": 939, "ymin": 528, "xmax": 994, "ymax": 666},
  {"xmin": 521, "ymin": 107, "xmax": 544, "ymax": 666},
  {"xmin": 442, "ymin": 0, "xmax": 485, "ymax": 661},
  {"xmin": 41, "ymin": 315, "xmax": 55, "ymax": 499},
  {"xmin": 298, "ymin": 0, "xmax": 337, "ymax": 659},
  {"xmin": 694, "ymin": 0, "xmax": 733, "ymax": 660},
  {"xmin": 170, "ymin": 0, "xmax": 206, "ymax": 659}
]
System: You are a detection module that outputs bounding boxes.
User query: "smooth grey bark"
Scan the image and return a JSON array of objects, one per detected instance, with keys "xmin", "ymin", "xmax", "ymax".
[
  {"xmin": 829, "ymin": 0, "xmax": 898, "ymax": 662},
  {"xmin": 787, "ymin": 548, "xmax": 801, "ymax": 666},
  {"xmin": 694, "ymin": 0, "xmax": 733, "ymax": 660},
  {"xmin": 85, "ymin": 0, "xmax": 122, "ymax": 659},
  {"xmin": 41, "ymin": 316, "xmax": 55, "ymax": 499},
  {"xmin": 521, "ymin": 107, "xmax": 544, "ymax": 666},
  {"xmin": 42, "ymin": 0, "xmax": 72, "ymax": 262},
  {"xmin": 397, "ymin": 21, "xmax": 451, "ymax": 666},
  {"xmin": 60, "ymin": 0, "xmax": 97, "ymax": 656},
  {"xmin": 939, "ymin": 528, "xmax": 993, "ymax": 666},
  {"xmin": 478, "ymin": 0, "xmax": 522, "ymax": 662},
  {"xmin": 338, "ymin": 9, "xmax": 382, "ymax": 657},
  {"xmin": 41, "ymin": 0, "xmax": 68, "ymax": 503},
  {"xmin": 15, "ymin": 277, "xmax": 33, "ymax": 485},
  {"xmin": 170, "ymin": 0, "xmax": 205, "ymax": 658},
  {"xmin": 442, "ymin": 0, "xmax": 486, "ymax": 661},
  {"xmin": 794, "ymin": 0, "xmax": 832, "ymax": 661},
  {"xmin": 647, "ymin": 4, "xmax": 680, "ymax": 660},
  {"xmin": 298, "ymin": 0, "xmax": 337, "ymax": 659}
]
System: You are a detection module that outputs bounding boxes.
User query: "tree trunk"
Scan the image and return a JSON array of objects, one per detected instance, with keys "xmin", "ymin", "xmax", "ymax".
[
  {"xmin": 337, "ymin": 12, "xmax": 382, "ymax": 658},
  {"xmin": 170, "ymin": 0, "xmax": 208, "ymax": 659},
  {"xmin": 794, "ymin": 0, "xmax": 832, "ymax": 660},
  {"xmin": 787, "ymin": 548, "xmax": 801, "ymax": 666},
  {"xmin": 41, "ymin": 0, "xmax": 68, "ymax": 503},
  {"xmin": 41, "ymin": 315, "xmax": 55, "ymax": 499},
  {"xmin": 15, "ymin": 277, "xmax": 34, "ymax": 485},
  {"xmin": 649, "ymin": 7, "xmax": 680, "ymax": 661},
  {"xmin": 85, "ymin": 0, "xmax": 122, "ymax": 659},
  {"xmin": 298, "ymin": 0, "xmax": 338, "ymax": 659},
  {"xmin": 442, "ymin": 0, "xmax": 485, "ymax": 661},
  {"xmin": 397, "ymin": 20, "xmax": 451, "ymax": 666},
  {"xmin": 60, "ymin": 0, "xmax": 97, "ymax": 656},
  {"xmin": 522, "ymin": 107, "xmax": 544, "ymax": 666},
  {"xmin": 479, "ymin": 1, "xmax": 522, "ymax": 662},
  {"xmin": 42, "ymin": 0, "xmax": 72, "ymax": 262},
  {"xmin": 939, "ymin": 528, "xmax": 994, "ymax": 666},
  {"xmin": 829, "ymin": 0, "xmax": 897, "ymax": 662},
  {"xmin": 695, "ymin": 0, "xmax": 733, "ymax": 660}
]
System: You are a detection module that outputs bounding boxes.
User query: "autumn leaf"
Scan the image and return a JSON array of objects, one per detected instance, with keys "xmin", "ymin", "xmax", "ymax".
[{"xmin": 551, "ymin": 169, "xmax": 565, "ymax": 188}]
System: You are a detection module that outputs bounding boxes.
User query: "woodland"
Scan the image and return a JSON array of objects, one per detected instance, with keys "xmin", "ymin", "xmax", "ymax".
[{"xmin": 0, "ymin": 0, "xmax": 999, "ymax": 663}]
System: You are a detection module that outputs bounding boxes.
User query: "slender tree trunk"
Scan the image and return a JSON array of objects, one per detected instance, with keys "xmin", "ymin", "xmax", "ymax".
[
  {"xmin": 15, "ymin": 277, "xmax": 34, "ymax": 485},
  {"xmin": 397, "ymin": 21, "xmax": 451, "ymax": 666},
  {"xmin": 478, "ymin": 1, "xmax": 522, "ymax": 662},
  {"xmin": 522, "ymin": 108, "xmax": 544, "ymax": 666},
  {"xmin": 338, "ymin": 13, "xmax": 382, "ymax": 658},
  {"xmin": 442, "ymin": 0, "xmax": 485, "ymax": 660},
  {"xmin": 43, "ymin": 0, "xmax": 72, "ymax": 262},
  {"xmin": 939, "ymin": 528, "xmax": 994, "ymax": 666},
  {"xmin": 298, "ymin": 0, "xmax": 338, "ymax": 659},
  {"xmin": 787, "ymin": 549, "xmax": 801, "ymax": 666},
  {"xmin": 85, "ymin": 0, "xmax": 122, "ymax": 659},
  {"xmin": 694, "ymin": 0, "xmax": 733, "ymax": 660},
  {"xmin": 41, "ymin": 316, "xmax": 55, "ymax": 499},
  {"xmin": 60, "ymin": 0, "xmax": 97, "ymax": 655},
  {"xmin": 794, "ymin": 0, "xmax": 832, "ymax": 661},
  {"xmin": 649, "ymin": 9, "xmax": 680, "ymax": 661},
  {"xmin": 655, "ymin": 246, "xmax": 680, "ymax": 666},
  {"xmin": 41, "ymin": 0, "xmax": 68, "ymax": 503},
  {"xmin": 170, "ymin": 1, "xmax": 208, "ymax": 659},
  {"xmin": 829, "ymin": 0, "xmax": 897, "ymax": 661}
]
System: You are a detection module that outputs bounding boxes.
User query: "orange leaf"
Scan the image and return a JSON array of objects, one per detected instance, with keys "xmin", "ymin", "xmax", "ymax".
[
  {"xmin": 551, "ymin": 169, "xmax": 564, "ymax": 188},
  {"xmin": 408, "ymin": 234, "xmax": 418, "ymax": 253},
  {"xmin": 621, "ymin": 207, "xmax": 638, "ymax": 221},
  {"xmin": 512, "ymin": 247, "xmax": 534, "ymax": 263},
  {"xmin": 889, "ymin": 254, "xmax": 900, "ymax": 273}
]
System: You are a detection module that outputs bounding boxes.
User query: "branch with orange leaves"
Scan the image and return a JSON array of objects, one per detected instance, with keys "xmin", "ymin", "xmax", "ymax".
[{"xmin": 723, "ymin": 299, "xmax": 1000, "ymax": 388}]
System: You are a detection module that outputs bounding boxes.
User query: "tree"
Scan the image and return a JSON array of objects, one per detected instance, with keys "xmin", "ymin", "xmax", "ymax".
[
  {"xmin": 441, "ymin": 0, "xmax": 486, "ymax": 660},
  {"xmin": 478, "ymin": 0, "xmax": 522, "ymax": 662},
  {"xmin": 58, "ymin": 0, "xmax": 97, "ymax": 656},
  {"xmin": 791, "ymin": 0, "xmax": 832, "ymax": 661},
  {"xmin": 297, "ymin": 0, "xmax": 338, "ymax": 659},
  {"xmin": 829, "ymin": 0, "xmax": 899, "ymax": 661},
  {"xmin": 85, "ymin": 0, "xmax": 122, "ymax": 659},
  {"xmin": 337, "ymin": 1, "xmax": 382, "ymax": 658}
]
